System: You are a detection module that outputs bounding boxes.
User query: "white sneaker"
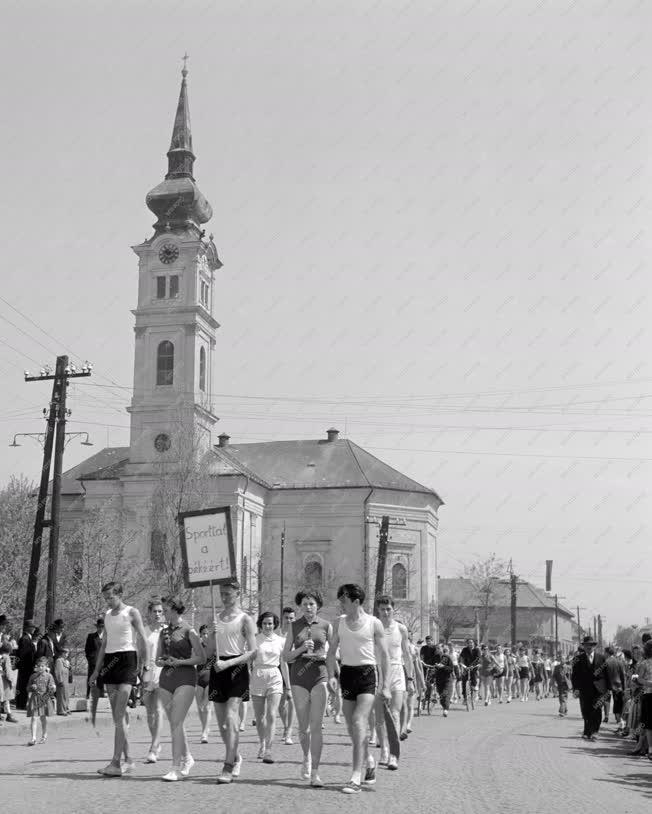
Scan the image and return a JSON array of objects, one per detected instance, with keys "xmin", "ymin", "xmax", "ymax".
[
  {"xmin": 200, "ymin": 734, "xmax": 208, "ymax": 744},
  {"xmin": 180, "ymin": 755, "xmax": 194, "ymax": 777},
  {"xmin": 301, "ymin": 756, "xmax": 312, "ymax": 780},
  {"xmin": 162, "ymin": 768, "xmax": 180, "ymax": 782},
  {"xmin": 443, "ymin": 709, "xmax": 448, "ymax": 717},
  {"xmin": 121, "ymin": 761, "xmax": 136, "ymax": 774},
  {"xmin": 283, "ymin": 735, "xmax": 293, "ymax": 745},
  {"xmin": 257, "ymin": 744, "xmax": 265, "ymax": 759},
  {"xmin": 232, "ymin": 754, "xmax": 242, "ymax": 777},
  {"xmin": 145, "ymin": 751, "xmax": 158, "ymax": 764}
]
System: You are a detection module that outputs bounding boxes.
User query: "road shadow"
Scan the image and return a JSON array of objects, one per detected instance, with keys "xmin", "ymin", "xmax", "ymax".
[{"xmin": 595, "ymin": 770, "xmax": 652, "ymax": 800}]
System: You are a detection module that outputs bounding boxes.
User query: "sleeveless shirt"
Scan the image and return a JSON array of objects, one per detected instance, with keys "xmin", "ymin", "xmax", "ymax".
[
  {"xmin": 384, "ymin": 621, "xmax": 403, "ymax": 666},
  {"xmin": 215, "ymin": 611, "xmax": 247, "ymax": 656},
  {"xmin": 339, "ymin": 613, "xmax": 376, "ymax": 667},
  {"xmin": 104, "ymin": 605, "xmax": 136, "ymax": 653}
]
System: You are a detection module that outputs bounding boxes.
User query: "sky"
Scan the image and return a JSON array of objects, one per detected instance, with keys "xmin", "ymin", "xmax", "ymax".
[{"xmin": 0, "ymin": 0, "xmax": 650, "ymax": 636}]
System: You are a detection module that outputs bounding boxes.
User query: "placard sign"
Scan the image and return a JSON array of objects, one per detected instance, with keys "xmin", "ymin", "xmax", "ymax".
[{"xmin": 178, "ymin": 506, "xmax": 236, "ymax": 588}]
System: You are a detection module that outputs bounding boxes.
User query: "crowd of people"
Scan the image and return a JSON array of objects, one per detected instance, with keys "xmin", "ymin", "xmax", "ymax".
[{"xmin": 2, "ymin": 597, "xmax": 651, "ymax": 789}]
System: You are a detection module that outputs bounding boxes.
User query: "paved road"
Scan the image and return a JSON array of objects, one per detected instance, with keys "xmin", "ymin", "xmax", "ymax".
[{"xmin": 1, "ymin": 698, "xmax": 650, "ymax": 814}]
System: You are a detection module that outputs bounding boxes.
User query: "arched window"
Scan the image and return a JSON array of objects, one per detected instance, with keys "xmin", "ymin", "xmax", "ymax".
[
  {"xmin": 156, "ymin": 341, "xmax": 174, "ymax": 385},
  {"xmin": 150, "ymin": 530, "xmax": 167, "ymax": 569},
  {"xmin": 199, "ymin": 346, "xmax": 206, "ymax": 392},
  {"xmin": 304, "ymin": 558, "xmax": 323, "ymax": 590},
  {"xmin": 392, "ymin": 562, "xmax": 407, "ymax": 599}
]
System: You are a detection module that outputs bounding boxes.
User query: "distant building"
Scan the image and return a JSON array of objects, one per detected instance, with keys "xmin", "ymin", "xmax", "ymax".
[
  {"xmin": 437, "ymin": 577, "xmax": 576, "ymax": 654},
  {"xmin": 57, "ymin": 67, "xmax": 444, "ymax": 632}
]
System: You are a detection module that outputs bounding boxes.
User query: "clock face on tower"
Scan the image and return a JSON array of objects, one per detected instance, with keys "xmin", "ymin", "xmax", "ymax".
[
  {"xmin": 158, "ymin": 243, "xmax": 179, "ymax": 264},
  {"xmin": 154, "ymin": 433, "xmax": 171, "ymax": 452}
]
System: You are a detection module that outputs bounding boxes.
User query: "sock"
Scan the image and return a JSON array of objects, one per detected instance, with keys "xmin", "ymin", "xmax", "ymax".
[
  {"xmin": 351, "ymin": 770, "xmax": 362, "ymax": 785},
  {"xmin": 367, "ymin": 754, "xmax": 375, "ymax": 769}
]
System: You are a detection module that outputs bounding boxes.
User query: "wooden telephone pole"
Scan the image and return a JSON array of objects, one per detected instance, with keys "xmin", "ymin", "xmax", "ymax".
[{"xmin": 22, "ymin": 356, "xmax": 92, "ymax": 628}]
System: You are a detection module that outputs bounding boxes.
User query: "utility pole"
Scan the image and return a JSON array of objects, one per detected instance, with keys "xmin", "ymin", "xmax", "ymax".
[
  {"xmin": 554, "ymin": 594, "xmax": 559, "ymax": 656},
  {"xmin": 576, "ymin": 606, "xmax": 586, "ymax": 644},
  {"xmin": 372, "ymin": 516, "xmax": 390, "ymax": 616},
  {"xmin": 597, "ymin": 614, "xmax": 603, "ymax": 648},
  {"xmin": 22, "ymin": 356, "xmax": 92, "ymax": 628},
  {"xmin": 279, "ymin": 524, "xmax": 286, "ymax": 620}
]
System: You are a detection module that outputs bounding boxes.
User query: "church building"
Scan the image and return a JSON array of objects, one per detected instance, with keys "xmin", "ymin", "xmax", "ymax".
[{"xmin": 59, "ymin": 68, "xmax": 444, "ymax": 631}]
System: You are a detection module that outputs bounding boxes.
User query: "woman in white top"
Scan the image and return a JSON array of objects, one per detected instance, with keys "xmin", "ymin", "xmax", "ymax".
[
  {"xmin": 251, "ymin": 612, "xmax": 290, "ymax": 764},
  {"xmin": 492, "ymin": 645, "xmax": 507, "ymax": 703},
  {"xmin": 516, "ymin": 647, "xmax": 532, "ymax": 701},
  {"xmin": 142, "ymin": 598, "xmax": 166, "ymax": 764}
]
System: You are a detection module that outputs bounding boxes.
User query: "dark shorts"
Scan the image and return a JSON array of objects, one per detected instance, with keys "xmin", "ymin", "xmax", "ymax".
[
  {"xmin": 290, "ymin": 659, "xmax": 328, "ymax": 692},
  {"xmin": 640, "ymin": 694, "xmax": 652, "ymax": 729},
  {"xmin": 518, "ymin": 667, "xmax": 530, "ymax": 680},
  {"xmin": 159, "ymin": 665, "xmax": 197, "ymax": 693},
  {"xmin": 340, "ymin": 664, "xmax": 377, "ymax": 701},
  {"xmin": 208, "ymin": 656, "xmax": 250, "ymax": 704},
  {"xmin": 100, "ymin": 652, "xmax": 138, "ymax": 686}
]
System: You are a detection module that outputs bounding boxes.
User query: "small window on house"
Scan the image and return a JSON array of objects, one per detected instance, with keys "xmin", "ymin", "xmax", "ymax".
[
  {"xmin": 156, "ymin": 340, "xmax": 174, "ymax": 386},
  {"xmin": 151, "ymin": 530, "xmax": 167, "ymax": 569},
  {"xmin": 156, "ymin": 276, "xmax": 166, "ymax": 299},
  {"xmin": 169, "ymin": 275, "xmax": 179, "ymax": 298},
  {"xmin": 200, "ymin": 280, "xmax": 209, "ymax": 308},
  {"xmin": 199, "ymin": 346, "xmax": 206, "ymax": 392},
  {"xmin": 304, "ymin": 559, "xmax": 323, "ymax": 589},
  {"xmin": 392, "ymin": 562, "xmax": 407, "ymax": 599}
]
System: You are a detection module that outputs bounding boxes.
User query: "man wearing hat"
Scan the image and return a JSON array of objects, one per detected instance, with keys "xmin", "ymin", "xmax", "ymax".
[
  {"xmin": 84, "ymin": 619, "xmax": 105, "ymax": 698},
  {"xmin": 571, "ymin": 635, "xmax": 609, "ymax": 740},
  {"xmin": 15, "ymin": 619, "xmax": 38, "ymax": 711}
]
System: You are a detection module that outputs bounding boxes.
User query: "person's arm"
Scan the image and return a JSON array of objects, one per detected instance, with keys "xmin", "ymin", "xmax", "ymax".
[
  {"xmin": 279, "ymin": 637, "xmax": 291, "ymax": 690},
  {"xmin": 373, "ymin": 618, "xmax": 391, "ymax": 699},
  {"xmin": 284, "ymin": 623, "xmax": 311, "ymax": 664},
  {"xmin": 89, "ymin": 637, "xmax": 107, "ymax": 682},
  {"xmin": 128, "ymin": 607, "xmax": 148, "ymax": 670},
  {"xmin": 214, "ymin": 614, "xmax": 257, "ymax": 672},
  {"xmin": 306, "ymin": 623, "xmax": 332, "ymax": 662},
  {"xmin": 326, "ymin": 618, "xmax": 340, "ymax": 687},
  {"xmin": 399, "ymin": 625, "xmax": 414, "ymax": 684}
]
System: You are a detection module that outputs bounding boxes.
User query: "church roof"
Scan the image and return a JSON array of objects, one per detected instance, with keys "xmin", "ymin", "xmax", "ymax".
[
  {"xmin": 61, "ymin": 447, "xmax": 129, "ymax": 494},
  {"xmin": 437, "ymin": 577, "xmax": 574, "ymax": 618},
  {"xmin": 212, "ymin": 437, "xmax": 442, "ymax": 500}
]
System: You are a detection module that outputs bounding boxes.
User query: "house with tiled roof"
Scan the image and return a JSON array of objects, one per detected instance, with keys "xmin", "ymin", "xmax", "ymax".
[
  {"xmin": 437, "ymin": 577, "xmax": 577, "ymax": 654},
  {"xmin": 57, "ymin": 68, "xmax": 444, "ymax": 632}
]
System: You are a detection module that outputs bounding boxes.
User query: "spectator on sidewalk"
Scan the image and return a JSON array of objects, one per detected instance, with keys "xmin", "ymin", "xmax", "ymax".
[
  {"xmin": 85, "ymin": 619, "xmax": 105, "ymax": 698},
  {"xmin": 572, "ymin": 635, "xmax": 608, "ymax": 741},
  {"xmin": 54, "ymin": 647, "xmax": 71, "ymax": 716},
  {"xmin": 0, "ymin": 641, "xmax": 18, "ymax": 722},
  {"xmin": 603, "ymin": 646, "xmax": 626, "ymax": 733},
  {"xmin": 15, "ymin": 620, "xmax": 37, "ymax": 710},
  {"xmin": 36, "ymin": 625, "xmax": 57, "ymax": 671},
  {"xmin": 552, "ymin": 656, "xmax": 572, "ymax": 717}
]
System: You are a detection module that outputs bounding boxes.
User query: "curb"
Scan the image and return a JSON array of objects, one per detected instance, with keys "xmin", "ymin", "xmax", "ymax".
[{"xmin": 0, "ymin": 711, "xmax": 116, "ymax": 739}]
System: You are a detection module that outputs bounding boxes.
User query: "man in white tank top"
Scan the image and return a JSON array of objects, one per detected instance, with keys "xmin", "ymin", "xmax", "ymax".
[
  {"xmin": 375, "ymin": 595, "xmax": 414, "ymax": 769},
  {"xmin": 204, "ymin": 578, "xmax": 257, "ymax": 784},
  {"xmin": 89, "ymin": 581, "xmax": 147, "ymax": 777},
  {"xmin": 327, "ymin": 583, "xmax": 390, "ymax": 795}
]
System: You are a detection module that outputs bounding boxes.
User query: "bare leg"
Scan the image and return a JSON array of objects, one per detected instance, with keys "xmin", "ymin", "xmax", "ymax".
[
  {"xmin": 264, "ymin": 693, "xmax": 281, "ymax": 753},
  {"xmin": 143, "ymin": 689, "xmax": 162, "ymax": 754},
  {"xmin": 195, "ymin": 685, "xmax": 210, "ymax": 739},
  {"xmin": 214, "ymin": 697, "xmax": 241, "ymax": 769},
  {"xmin": 107, "ymin": 684, "xmax": 132, "ymax": 765},
  {"xmin": 252, "ymin": 695, "xmax": 267, "ymax": 750},
  {"xmin": 343, "ymin": 695, "xmax": 375, "ymax": 785},
  {"xmin": 291, "ymin": 686, "xmax": 312, "ymax": 765}
]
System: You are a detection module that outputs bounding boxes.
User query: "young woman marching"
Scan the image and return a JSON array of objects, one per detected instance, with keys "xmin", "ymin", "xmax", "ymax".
[{"xmin": 251, "ymin": 612, "xmax": 289, "ymax": 764}]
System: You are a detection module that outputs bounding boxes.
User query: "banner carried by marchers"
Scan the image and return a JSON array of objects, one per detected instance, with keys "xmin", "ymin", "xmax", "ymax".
[{"xmin": 178, "ymin": 506, "xmax": 236, "ymax": 588}]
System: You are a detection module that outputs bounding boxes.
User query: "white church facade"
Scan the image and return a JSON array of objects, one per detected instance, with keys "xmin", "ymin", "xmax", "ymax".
[{"xmin": 59, "ymin": 68, "xmax": 444, "ymax": 632}]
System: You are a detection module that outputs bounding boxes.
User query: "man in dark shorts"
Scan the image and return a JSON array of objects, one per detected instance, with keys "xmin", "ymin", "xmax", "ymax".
[
  {"xmin": 328, "ymin": 583, "xmax": 390, "ymax": 794},
  {"xmin": 89, "ymin": 582, "xmax": 147, "ymax": 777},
  {"xmin": 205, "ymin": 579, "xmax": 257, "ymax": 784}
]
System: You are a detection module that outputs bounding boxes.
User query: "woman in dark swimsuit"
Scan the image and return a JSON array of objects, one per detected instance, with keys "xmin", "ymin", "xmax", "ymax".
[{"xmin": 156, "ymin": 596, "xmax": 204, "ymax": 782}]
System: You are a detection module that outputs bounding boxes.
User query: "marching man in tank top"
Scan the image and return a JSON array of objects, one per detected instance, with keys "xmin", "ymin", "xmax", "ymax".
[
  {"xmin": 375, "ymin": 594, "xmax": 414, "ymax": 769},
  {"xmin": 89, "ymin": 581, "xmax": 148, "ymax": 777},
  {"xmin": 204, "ymin": 578, "xmax": 257, "ymax": 784},
  {"xmin": 327, "ymin": 583, "xmax": 391, "ymax": 795}
]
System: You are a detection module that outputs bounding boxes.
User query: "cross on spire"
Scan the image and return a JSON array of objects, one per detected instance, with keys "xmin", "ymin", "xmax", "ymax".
[{"xmin": 182, "ymin": 52, "xmax": 189, "ymax": 77}]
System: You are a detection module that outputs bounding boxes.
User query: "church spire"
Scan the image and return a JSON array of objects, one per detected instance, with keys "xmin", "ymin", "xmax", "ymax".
[
  {"xmin": 166, "ymin": 55, "xmax": 195, "ymax": 180},
  {"xmin": 145, "ymin": 56, "xmax": 213, "ymax": 237}
]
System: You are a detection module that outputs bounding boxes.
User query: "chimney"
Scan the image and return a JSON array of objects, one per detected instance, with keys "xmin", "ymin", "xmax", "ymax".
[
  {"xmin": 217, "ymin": 433, "xmax": 230, "ymax": 448},
  {"xmin": 326, "ymin": 427, "xmax": 339, "ymax": 442}
]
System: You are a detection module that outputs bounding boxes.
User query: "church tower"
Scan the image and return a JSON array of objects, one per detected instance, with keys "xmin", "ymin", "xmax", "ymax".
[{"xmin": 127, "ymin": 63, "xmax": 221, "ymax": 471}]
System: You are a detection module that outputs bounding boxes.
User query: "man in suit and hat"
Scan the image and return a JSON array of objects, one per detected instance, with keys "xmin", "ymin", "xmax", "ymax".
[
  {"xmin": 15, "ymin": 619, "xmax": 37, "ymax": 711},
  {"xmin": 572, "ymin": 635, "xmax": 609, "ymax": 740}
]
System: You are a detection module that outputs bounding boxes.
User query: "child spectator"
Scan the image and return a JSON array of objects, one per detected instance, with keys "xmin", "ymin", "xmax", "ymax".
[
  {"xmin": 0, "ymin": 641, "xmax": 17, "ymax": 722},
  {"xmin": 552, "ymin": 657, "xmax": 572, "ymax": 717},
  {"xmin": 54, "ymin": 647, "xmax": 71, "ymax": 716},
  {"xmin": 27, "ymin": 656, "xmax": 56, "ymax": 745}
]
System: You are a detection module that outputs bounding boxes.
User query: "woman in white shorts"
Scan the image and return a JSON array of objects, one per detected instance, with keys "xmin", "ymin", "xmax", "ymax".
[{"xmin": 251, "ymin": 612, "xmax": 289, "ymax": 764}]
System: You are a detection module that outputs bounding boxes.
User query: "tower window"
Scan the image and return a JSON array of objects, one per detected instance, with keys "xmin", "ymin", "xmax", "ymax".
[
  {"xmin": 156, "ymin": 341, "xmax": 174, "ymax": 386},
  {"xmin": 156, "ymin": 276, "xmax": 166, "ymax": 299},
  {"xmin": 304, "ymin": 558, "xmax": 323, "ymax": 590},
  {"xmin": 169, "ymin": 275, "xmax": 179, "ymax": 298},
  {"xmin": 200, "ymin": 280, "xmax": 209, "ymax": 308},
  {"xmin": 199, "ymin": 346, "xmax": 206, "ymax": 392},
  {"xmin": 391, "ymin": 562, "xmax": 407, "ymax": 600}
]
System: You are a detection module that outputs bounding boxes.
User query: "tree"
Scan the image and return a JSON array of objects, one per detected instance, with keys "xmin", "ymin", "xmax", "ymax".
[
  {"xmin": 614, "ymin": 624, "xmax": 640, "ymax": 651},
  {"xmin": 435, "ymin": 601, "xmax": 467, "ymax": 642},
  {"xmin": 463, "ymin": 554, "xmax": 509, "ymax": 643},
  {"xmin": 0, "ymin": 476, "xmax": 36, "ymax": 621},
  {"xmin": 149, "ymin": 415, "xmax": 215, "ymax": 597}
]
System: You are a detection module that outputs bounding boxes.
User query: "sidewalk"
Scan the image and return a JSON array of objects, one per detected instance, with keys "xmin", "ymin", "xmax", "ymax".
[{"xmin": 0, "ymin": 698, "xmax": 115, "ymax": 739}]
